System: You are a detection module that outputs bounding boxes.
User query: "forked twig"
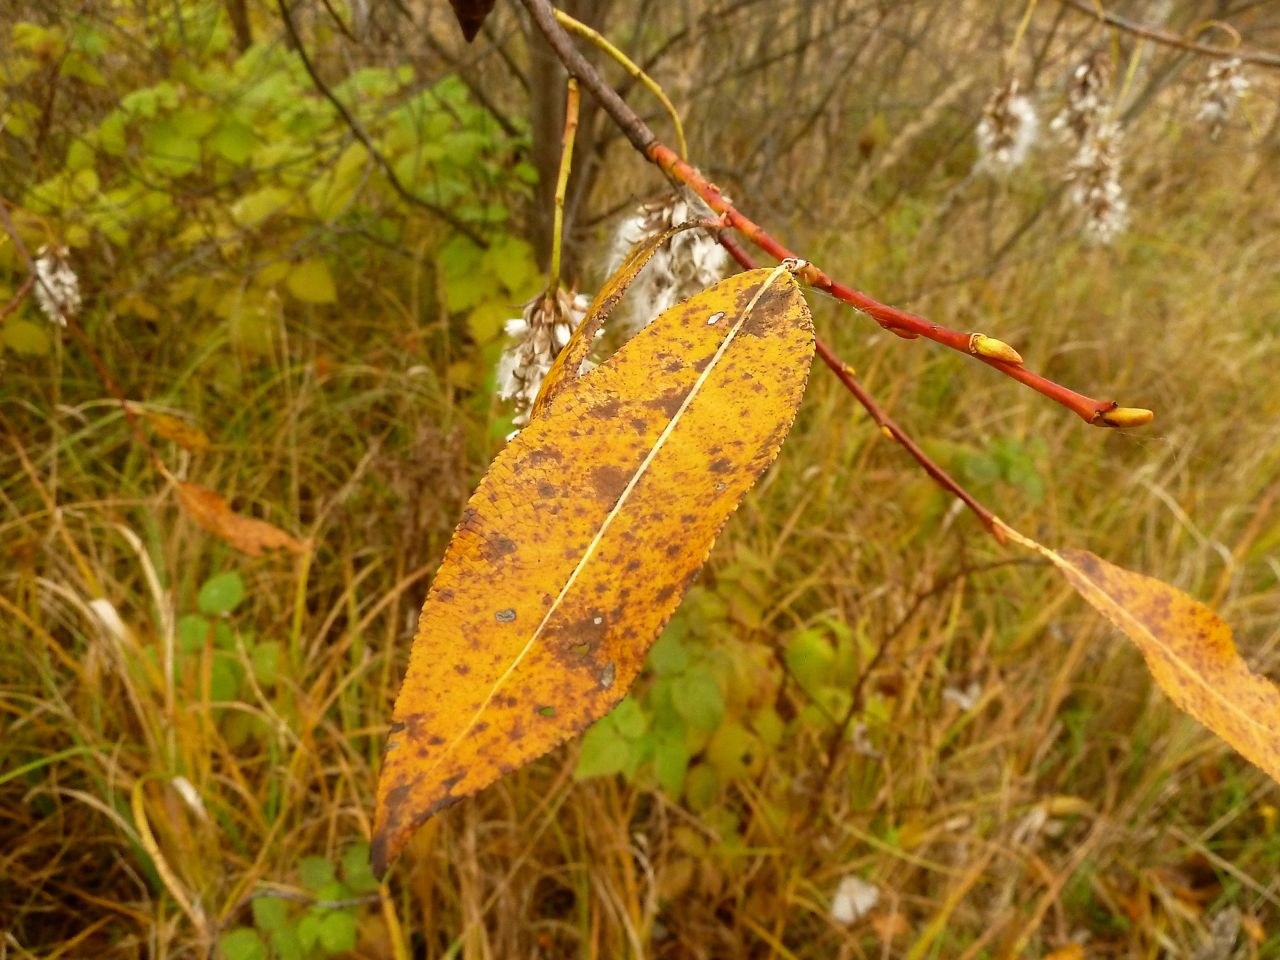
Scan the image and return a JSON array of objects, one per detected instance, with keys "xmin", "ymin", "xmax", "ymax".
[{"xmin": 517, "ymin": 0, "xmax": 1153, "ymax": 429}]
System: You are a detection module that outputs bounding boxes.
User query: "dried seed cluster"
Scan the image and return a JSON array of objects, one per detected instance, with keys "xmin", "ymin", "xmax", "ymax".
[
  {"xmin": 1066, "ymin": 119, "xmax": 1129, "ymax": 246},
  {"xmin": 1052, "ymin": 54, "xmax": 1129, "ymax": 246},
  {"xmin": 495, "ymin": 289, "xmax": 590, "ymax": 431},
  {"xmin": 1196, "ymin": 57, "xmax": 1250, "ymax": 141},
  {"xmin": 33, "ymin": 246, "xmax": 80, "ymax": 326},
  {"xmin": 976, "ymin": 78, "xmax": 1039, "ymax": 175},
  {"xmin": 1051, "ymin": 52, "xmax": 1110, "ymax": 146},
  {"xmin": 606, "ymin": 189, "xmax": 727, "ymax": 335}
]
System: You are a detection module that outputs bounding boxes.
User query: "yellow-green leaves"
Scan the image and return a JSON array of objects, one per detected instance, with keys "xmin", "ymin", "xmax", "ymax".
[
  {"xmin": 372, "ymin": 268, "xmax": 815, "ymax": 877},
  {"xmin": 285, "ymin": 259, "xmax": 337, "ymax": 304},
  {"xmin": 1002, "ymin": 524, "xmax": 1280, "ymax": 784}
]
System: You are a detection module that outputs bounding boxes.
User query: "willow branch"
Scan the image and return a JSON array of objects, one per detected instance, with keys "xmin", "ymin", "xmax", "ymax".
[
  {"xmin": 517, "ymin": 0, "xmax": 1150, "ymax": 428},
  {"xmin": 546, "ymin": 78, "xmax": 579, "ymax": 296},
  {"xmin": 718, "ymin": 231, "xmax": 1001, "ymax": 540},
  {"xmin": 1057, "ymin": 0, "xmax": 1280, "ymax": 68}
]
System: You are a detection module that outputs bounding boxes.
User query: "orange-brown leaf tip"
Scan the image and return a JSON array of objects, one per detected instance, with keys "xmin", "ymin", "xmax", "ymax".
[
  {"xmin": 1095, "ymin": 406, "xmax": 1154, "ymax": 428},
  {"xmin": 1000, "ymin": 524, "xmax": 1280, "ymax": 788},
  {"xmin": 968, "ymin": 333, "xmax": 1024, "ymax": 365},
  {"xmin": 372, "ymin": 269, "xmax": 815, "ymax": 874}
]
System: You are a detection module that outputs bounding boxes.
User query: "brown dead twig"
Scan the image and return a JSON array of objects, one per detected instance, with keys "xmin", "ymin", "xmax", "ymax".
[{"xmin": 1057, "ymin": 0, "xmax": 1280, "ymax": 68}]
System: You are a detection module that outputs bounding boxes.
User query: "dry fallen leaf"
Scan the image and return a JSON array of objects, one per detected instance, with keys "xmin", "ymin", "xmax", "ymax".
[
  {"xmin": 130, "ymin": 405, "xmax": 211, "ymax": 453},
  {"xmin": 1002, "ymin": 523, "xmax": 1280, "ymax": 784},
  {"xmin": 175, "ymin": 481, "xmax": 308, "ymax": 557},
  {"xmin": 372, "ymin": 267, "xmax": 814, "ymax": 876}
]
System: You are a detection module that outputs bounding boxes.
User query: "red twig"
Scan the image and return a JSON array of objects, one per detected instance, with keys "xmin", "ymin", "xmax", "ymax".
[
  {"xmin": 718, "ymin": 231, "xmax": 1002, "ymax": 540},
  {"xmin": 517, "ymin": 0, "xmax": 1145, "ymax": 428},
  {"xmin": 650, "ymin": 143, "xmax": 1117, "ymax": 425}
]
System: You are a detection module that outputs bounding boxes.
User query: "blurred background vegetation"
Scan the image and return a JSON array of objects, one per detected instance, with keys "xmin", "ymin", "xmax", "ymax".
[{"xmin": 2, "ymin": 1, "xmax": 1279, "ymax": 957}]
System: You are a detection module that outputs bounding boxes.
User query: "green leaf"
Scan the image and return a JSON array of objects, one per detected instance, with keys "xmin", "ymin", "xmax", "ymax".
[
  {"xmin": 317, "ymin": 911, "xmax": 358, "ymax": 954},
  {"xmin": 65, "ymin": 139, "xmax": 94, "ymax": 173},
  {"xmin": 198, "ymin": 571, "xmax": 245, "ymax": 615},
  {"xmin": 610, "ymin": 697, "xmax": 647, "ymax": 739},
  {"xmin": 672, "ymin": 666, "xmax": 725, "ymax": 732},
  {"xmin": 250, "ymin": 896, "xmax": 289, "ymax": 933},
  {"xmin": 208, "ymin": 119, "xmax": 257, "ymax": 165},
  {"xmin": 217, "ymin": 926, "xmax": 267, "ymax": 960},
  {"xmin": 94, "ymin": 111, "xmax": 128, "ymax": 156},
  {"xmin": 2, "ymin": 319, "xmax": 52, "ymax": 356},
  {"xmin": 706, "ymin": 721, "xmax": 761, "ymax": 781},
  {"xmin": 342, "ymin": 843, "xmax": 379, "ymax": 895},
  {"xmin": 784, "ymin": 629, "xmax": 836, "ymax": 698},
  {"xmin": 295, "ymin": 913, "xmax": 322, "ymax": 953},
  {"xmin": 481, "ymin": 235, "xmax": 536, "ymax": 294},
  {"xmin": 209, "ymin": 654, "xmax": 243, "ymax": 703},
  {"xmin": 438, "ymin": 237, "xmax": 486, "ymax": 312},
  {"xmin": 653, "ymin": 727, "xmax": 689, "ymax": 796},
  {"xmin": 231, "ymin": 186, "xmax": 295, "ymax": 227},
  {"xmin": 269, "ymin": 926, "xmax": 304, "ymax": 960},
  {"xmin": 683, "ymin": 763, "xmax": 720, "ymax": 813},
  {"xmin": 465, "ymin": 300, "xmax": 511, "ymax": 342},
  {"xmin": 648, "ymin": 627, "xmax": 689, "ymax": 675},
  {"xmin": 250, "ymin": 640, "xmax": 280, "ymax": 687},
  {"xmin": 177, "ymin": 614, "xmax": 210, "ymax": 653},
  {"xmin": 298, "ymin": 855, "xmax": 335, "ymax": 892},
  {"xmin": 574, "ymin": 720, "xmax": 630, "ymax": 780},
  {"xmin": 143, "ymin": 119, "xmax": 201, "ymax": 177},
  {"xmin": 285, "ymin": 259, "xmax": 336, "ymax": 304}
]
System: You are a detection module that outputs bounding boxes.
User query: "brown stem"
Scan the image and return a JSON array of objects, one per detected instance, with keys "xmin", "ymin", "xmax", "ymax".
[
  {"xmin": 1057, "ymin": 0, "xmax": 1280, "ymax": 68},
  {"xmin": 517, "ymin": 0, "xmax": 1133, "ymax": 427},
  {"xmin": 718, "ymin": 231, "xmax": 1001, "ymax": 540}
]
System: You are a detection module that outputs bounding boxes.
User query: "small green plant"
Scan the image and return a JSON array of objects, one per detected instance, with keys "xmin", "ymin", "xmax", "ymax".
[{"xmin": 217, "ymin": 844, "xmax": 377, "ymax": 960}]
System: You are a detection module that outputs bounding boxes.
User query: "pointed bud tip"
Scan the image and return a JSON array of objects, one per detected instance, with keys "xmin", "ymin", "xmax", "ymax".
[
  {"xmin": 1096, "ymin": 406, "xmax": 1154, "ymax": 428},
  {"xmin": 969, "ymin": 333, "xmax": 1023, "ymax": 365}
]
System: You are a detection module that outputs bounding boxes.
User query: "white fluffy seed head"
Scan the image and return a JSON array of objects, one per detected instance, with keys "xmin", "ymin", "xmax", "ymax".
[
  {"xmin": 33, "ymin": 246, "xmax": 80, "ymax": 327},
  {"xmin": 1065, "ymin": 120, "xmax": 1129, "ymax": 246},
  {"xmin": 976, "ymin": 78, "xmax": 1039, "ymax": 175},
  {"xmin": 1051, "ymin": 52, "xmax": 1110, "ymax": 146},
  {"xmin": 1196, "ymin": 57, "xmax": 1250, "ymax": 140},
  {"xmin": 605, "ymin": 189, "xmax": 728, "ymax": 336},
  {"xmin": 495, "ymin": 288, "xmax": 591, "ymax": 433}
]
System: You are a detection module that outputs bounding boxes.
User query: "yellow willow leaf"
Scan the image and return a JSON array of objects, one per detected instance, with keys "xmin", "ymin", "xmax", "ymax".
[
  {"xmin": 1000, "ymin": 523, "xmax": 1280, "ymax": 784},
  {"xmin": 372, "ymin": 267, "xmax": 814, "ymax": 877},
  {"xmin": 530, "ymin": 219, "xmax": 718, "ymax": 419}
]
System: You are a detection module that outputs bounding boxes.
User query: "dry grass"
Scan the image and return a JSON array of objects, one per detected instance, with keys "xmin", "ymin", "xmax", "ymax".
[{"xmin": 4, "ymin": 2, "xmax": 1280, "ymax": 958}]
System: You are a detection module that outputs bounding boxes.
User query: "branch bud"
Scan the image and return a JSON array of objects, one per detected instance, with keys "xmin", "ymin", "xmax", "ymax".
[
  {"xmin": 1094, "ymin": 406, "xmax": 1154, "ymax": 428},
  {"xmin": 968, "ymin": 333, "xmax": 1023, "ymax": 365}
]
